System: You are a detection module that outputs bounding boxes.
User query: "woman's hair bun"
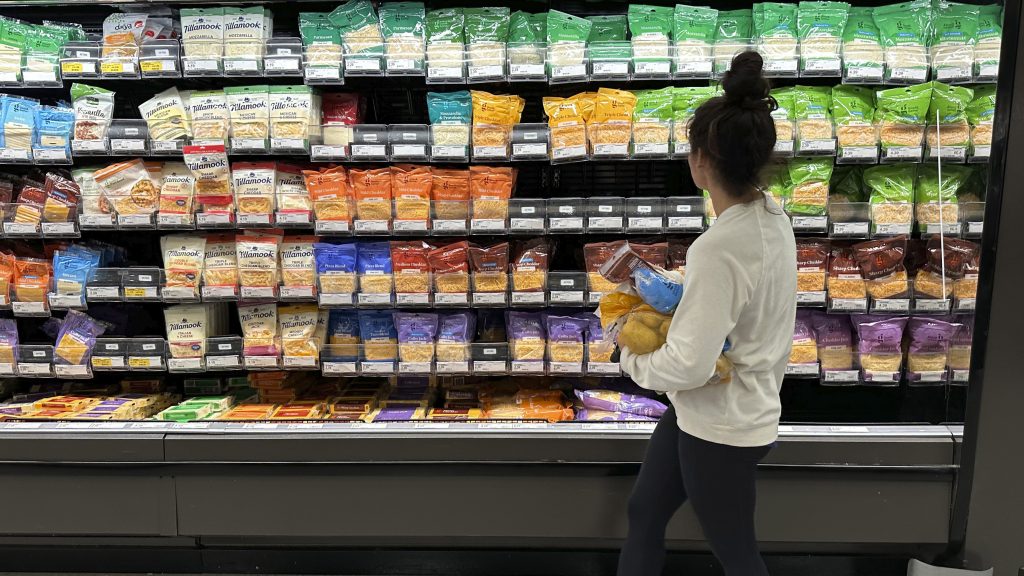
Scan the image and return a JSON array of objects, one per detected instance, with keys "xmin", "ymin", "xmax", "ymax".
[{"xmin": 722, "ymin": 51, "xmax": 771, "ymax": 105}]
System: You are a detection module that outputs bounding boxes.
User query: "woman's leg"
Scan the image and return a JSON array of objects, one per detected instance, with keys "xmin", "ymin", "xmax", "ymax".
[
  {"xmin": 617, "ymin": 406, "xmax": 688, "ymax": 576},
  {"xmin": 677, "ymin": 430, "xmax": 773, "ymax": 576}
]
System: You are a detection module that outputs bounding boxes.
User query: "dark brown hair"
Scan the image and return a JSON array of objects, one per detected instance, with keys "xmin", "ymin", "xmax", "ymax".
[{"xmin": 688, "ymin": 51, "xmax": 778, "ymax": 199}]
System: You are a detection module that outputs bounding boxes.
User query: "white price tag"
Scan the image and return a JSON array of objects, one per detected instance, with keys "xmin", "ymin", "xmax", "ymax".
[
  {"xmin": 936, "ymin": 66, "xmax": 972, "ymax": 81},
  {"xmin": 473, "ymin": 292, "xmax": 506, "ymax": 306},
  {"xmin": 391, "ymin": 144, "xmax": 426, "ymax": 158},
  {"xmin": 434, "ymin": 292, "xmax": 469, "ymax": 305},
  {"xmin": 431, "ymin": 145, "xmax": 467, "ymax": 158},
  {"xmin": 972, "ymin": 146, "xmax": 991, "ymax": 159},
  {"xmin": 593, "ymin": 143, "xmax": 629, "ymax": 156},
  {"xmin": 628, "ymin": 217, "xmax": 663, "ymax": 230},
  {"xmin": 471, "ymin": 219, "xmax": 505, "ymax": 232},
  {"xmin": 185, "ymin": 59, "xmax": 219, "ymax": 73},
  {"xmin": 802, "ymin": 58, "xmax": 841, "ymax": 73},
  {"xmin": 956, "ymin": 298, "xmax": 977, "ymax": 311},
  {"xmin": 952, "ymin": 370, "xmax": 970, "ymax": 383},
  {"xmin": 791, "ymin": 216, "xmax": 827, "ymax": 231},
  {"xmin": 513, "ymin": 142, "xmax": 548, "ymax": 157},
  {"xmin": 206, "ymin": 355, "xmax": 240, "ymax": 369},
  {"xmin": 796, "ymin": 291, "xmax": 826, "ymax": 305},
  {"xmin": 474, "ymin": 360, "xmax": 506, "ymax": 373},
  {"xmin": 3, "ymin": 222, "xmax": 37, "ymax": 235},
  {"xmin": 926, "ymin": 223, "xmax": 961, "ymax": 236},
  {"xmin": 592, "ymin": 61, "xmax": 629, "ymax": 76},
  {"xmin": 634, "ymin": 142, "xmax": 669, "ymax": 155},
  {"xmin": 18, "ymin": 362, "xmax": 52, "ymax": 376},
  {"xmin": 237, "ymin": 213, "xmax": 272, "ymax": 227},
  {"xmin": 915, "ymin": 298, "xmax": 951, "ymax": 312},
  {"xmin": 118, "ymin": 214, "xmax": 152, "ymax": 227},
  {"xmin": 552, "ymin": 145, "xmax": 587, "ymax": 160},
  {"xmin": 73, "ymin": 139, "xmax": 108, "ymax": 153},
  {"xmin": 399, "ymin": 361, "xmax": 431, "ymax": 374},
  {"xmin": 673, "ymin": 142, "xmax": 691, "ymax": 156},
  {"xmin": 549, "ymin": 217, "xmax": 584, "ymax": 231},
  {"xmin": 551, "ymin": 64, "xmax": 586, "ymax": 78},
  {"xmin": 86, "ymin": 286, "xmax": 120, "ymax": 300},
  {"xmin": 12, "ymin": 301, "xmax": 45, "ymax": 315},
  {"xmin": 511, "ymin": 292, "xmax": 546, "ymax": 305},
  {"xmin": 396, "ymin": 293, "xmax": 430, "ymax": 306},
  {"xmin": 510, "ymin": 63, "xmax": 544, "ymax": 77},
  {"xmin": 319, "ymin": 292, "xmax": 354, "ymax": 306},
  {"xmin": 33, "ymin": 148, "xmax": 69, "ymax": 162},
  {"xmin": 468, "ymin": 65, "xmax": 503, "ymax": 78},
  {"xmin": 55, "ymin": 363, "xmax": 91, "ymax": 377},
  {"xmin": 764, "ymin": 59, "xmax": 798, "ymax": 73},
  {"xmin": 428, "ymin": 66, "xmax": 462, "ymax": 79},
  {"xmin": 351, "ymin": 144, "xmax": 387, "ymax": 157},
  {"xmin": 588, "ymin": 216, "xmax": 622, "ymax": 230},
  {"xmin": 361, "ymin": 361, "xmax": 394, "ymax": 374},
  {"xmin": 161, "ymin": 286, "xmax": 197, "ymax": 300},
  {"xmin": 511, "ymin": 360, "xmax": 544, "ymax": 374},
  {"xmin": 549, "ymin": 290, "xmax": 584, "ymax": 304},
  {"xmin": 358, "ymin": 218, "xmax": 393, "ymax": 231},
  {"xmin": 48, "ymin": 293, "xmax": 83, "ymax": 308},
  {"xmin": 276, "ymin": 212, "xmax": 311, "ymax": 225},
  {"xmin": 240, "ymin": 286, "xmax": 276, "ymax": 300},
  {"xmin": 311, "ymin": 145, "xmax": 347, "ymax": 159},
  {"xmin": 322, "ymin": 361, "xmax": 357, "ymax": 375},
  {"xmin": 786, "ymin": 363, "xmax": 819, "ymax": 376},
  {"xmin": 357, "ymin": 292, "xmax": 392, "ymax": 306},
  {"xmin": 889, "ymin": 67, "xmax": 928, "ymax": 82},
  {"xmin": 157, "ymin": 213, "xmax": 190, "ymax": 227},
  {"xmin": 587, "ymin": 362, "xmax": 620, "ymax": 375},
  {"xmin": 283, "ymin": 355, "xmax": 317, "ymax": 368},
  {"xmin": 244, "ymin": 355, "xmax": 279, "ymax": 368},
  {"xmin": 510, "ymin": 218, "xmax": 544, "ymax": 231},
  {"xmin": 110, "ymin": 139, "xmax": 146, "ymax": 153},
  {"xmin": 271, "ymin": 138, "xmax": 306, "ymax": 151},
  {"xmin": 265, "ymin": 58, "xmax": 300, "ymax": 72},
  {"xmin": 306, "ymin": 66, "xmax": 340, "ymax": 80},
  {"xmin": 823, "ymin": 370, "xmax": 860, "ymax": 383},
  {"xmin": 830, "ymin": 298, "xmax": 867, "ymax": 312},
  {"xmin": 433, "ymin": 219, "xmax": 468, "ymax": 233},
  {"xmin": 675, "ymin": 60, "xmax": 712, "ymax": 75},
  {"xmin": 774, "ymin": 140, "xmax": 795, "ymax": 154},
  {"xmin": 231, "ymin": 138, "xmax": 267, "ymax": 151},
  {"xmin": 667, "ymin": 216, "xmax": 703, "ymax": 230},
  {"xmin": 346, "ymin": 57, "xmax": 381, "ymax": 71},
  {"xmin": 634, "ymin": 60, "xmax": 670, "ymax": 75},
  {"xmin": 874, "ymin": 223, "xmax": 912, "ymax": 236},
  {"xmin": 201, "ymin": 285, "xmax": 237, "ymax": 299},
  {"xmin": 196, "ymin": 213, "xmax": 232, "ymax": 227},
  {"xmin": 841, "ymin": 146, "xmax": 877, "ymax": 160},
  {"xmin": 873, "ymin": 298, "xmax": 910, "ymax": 313},
  {"xmin": 279, "ymin": 286, "xmax": 315, "ymax": 299},
  {"xmin": 473, "ymin": 146, "xmax": 507, "ymax": 158},
  {"xmin": 386, "ymin": 58, "xmax": 417, "ymax": 71},
  {"xmin": 435, "ymin": 361, "xmax": 469, "ymax": 374},
  {"xmin": 391, "ymin": 220, "xmax": 428, "ymax": 234},
  {"xmin": 150, "ymin": 140, "xmax": 181, "ymax": 153},
  {"xmin": 799, "ymin": 139, "xmax": 836, "ymax": 154},
  {"xmin": 224, "ymin": 59, "xmax": 259, "ymax": 72},
  {"xmin": 832, "ymin": 221, "xmax": 869, "ymax": 236},
  {"xmin": 315, "ymin": 220, "xmax": 350, "ymax": 234},
  {"xmin": 884, "ymin": 146, "xmax": 922, "ymax": 159},
  {"xmin": 845, "ymin": 65, "xmax": 883, "ymax": 81},
  {"xmin": 549, "ymin": 361, "xmax": 583, "ymax": 374}
]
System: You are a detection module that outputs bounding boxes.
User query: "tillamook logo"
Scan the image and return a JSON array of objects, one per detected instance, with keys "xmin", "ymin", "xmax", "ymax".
[
  {"xmin": 187, "ymin": 156, "xmax": 227, "ymax": 171},
  {"xmin": 184, "ymin": 18, "xmax": 223, "ymax": 34},
  {"xmin": 167, "ymin": 247, "xmax": 202, "ymax": 258},
  {"xmin": 171, "ymin": 319, "xmax": 202, "ymax": 331},
  {"xmin": 192, "ymin": 100, "xmax": 226, "ymax": 113},
  {"xmin": 241, "ymin": 310, "xmax": 275, "ymax": 321},
  {"xmin": 231, "ymin": 98, "xmax": 266, "ymax": 112},
  {"xmin": 282, "ymin": 318, "xmax": 315, "ymax": 329},
  {"xmin": 240, "ymin": 249, "xmax": 274, "ymax": 259},
  {"xmin": 236, "ymin": 173, "xmax": 274, "ymax": 186}
]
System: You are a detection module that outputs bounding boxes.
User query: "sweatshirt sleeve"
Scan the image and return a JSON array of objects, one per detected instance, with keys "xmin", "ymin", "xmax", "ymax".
[{"xmin": 620, "ymin": 243, "xmax": 752, "ymax": 393}]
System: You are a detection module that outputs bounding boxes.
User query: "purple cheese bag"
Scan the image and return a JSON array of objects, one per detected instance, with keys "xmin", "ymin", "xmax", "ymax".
[
  {"xmin": 576, "ymin": 311, "xmax": 602, "ymax": 341},
  {"xmin": 951, "ymin": 315, "xmax": 974, "ymax": 347},
  {"xmin": 575, "ymin": 409, "xmax": 658, "ymax": 422},
  {"xmin": 793, "ymin": 310, "xmax": 815, "ymax": 343},
  {"xmin": 908, "ymin": 317, "xmax": 959, "ymax": 354},
  {"xmin": 506, "ymin": 311, "xmax": 545, "ymax": 340},
  {"xmin": 545, "ymin": 315, "xmax": 589, "ymax": 344},
  {"xmin": 854, "ymin": 315, "xmax": 909, "ymax": 355},
  {"xmin": 574, "ymin": 389, "xmax": 668, "ymax": 418},
  {"xmin": 394, "ymin": 312, "xmax": 439, "ymax": 344},
  {"xmin": 437, "ymin": 312, "xmax": 475, "ymax": 344},
  {"xmin": 811, "ymin": 312, "xmax": 853, "ymax": 347}
]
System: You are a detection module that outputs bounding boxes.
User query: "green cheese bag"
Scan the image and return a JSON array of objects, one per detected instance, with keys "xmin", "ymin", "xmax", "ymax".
[
  {"xmin": 671, "ymin": 86, "xmax": 716, "ymax": 144},
  {"xmin": 841, "ymin": 7, "xmax": 883, "ymax": 75},
  {"xmin": 713, "ymin": 10, "xmax": 753, "ymax": 73},
  {"xmin": 927, "ymin": 81, "xmax": 973, "ymax": 148},
  {"xmin": 830, "ymin": 166, "xmax": 867, "ymax": 203},
  {"xmin": 771, "ymin": 86, "xmax": 796, "ymax": 142},
  {"xmin": 788, "ymin": 157, "xmax": 834, "ymax": 215},
  {"xmin": 464, "ymin": 7, "xmax": 511, "ymax": 44},
  {"xmin": 629, "ymin": 5, "xmax": 673, "ymax": 63},
  {"xmin": 764, "ymin": 166, "xmax": 794, "ymax": 209},
  {"xmin": 876, "ymin": 83, "xmax": 933, "ymax": 149},
  {"xmin": 507, "ymin": 11, "xmax": 543, "ymax": 69},
  {"xmin": 915, "ymin": 164, "xmax": 970, "ymax": 231},
  {"xmin": 328, "ymin": 0, "xmax": 383, "ymax": 55},
  {"xmin": 546, "ymin": 10, "xmax": 591, "ymax": 71},
  {"xmin": 380, "ymin": 2, "xmax": 426, "ymax": 68},
  {"xmin": 931, "ymin": 1, "xmax": 979, "ymax": 79},
  {"xmin": 864, "ymin": 164, "xmax": 916, "ymax": 204},
  {"xmin": 426, "ymin": 8, "xmax": 465, "ymax": 44},
  {"xmin": 966, "ymin": 85, "xmax": 997, "ymax": 128},
  {"xmin": 832, "ymin": 85, "xmax": 876, "ymax": 147},
  {"xmin": 587, "ymin": 15, "xmax": 631, "ymax": 62},
  {"xmin": 753, "ymin": 2, "xmax": 798, "ymax": 60},
  {"xmin": 872, "ymin": 0, "xmax": 931, "ymax": 79},
  {"xmin": 673, "ymin": 5, "xmax": 717, "ymax": 62},
  {"xmin": 797, "ymin": 1, "xmax": 850, "ymax": 62},
  {"xmin": 975, "ymin": 5, "xmax": 1002, "ymax": 74},
  {"xmin": 794, "ymin": 86, "xmax": 833, "ymax": 141}
]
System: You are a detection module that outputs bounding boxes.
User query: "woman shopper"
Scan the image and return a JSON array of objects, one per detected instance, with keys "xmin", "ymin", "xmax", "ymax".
[{"xmin": 616, "ymin": 51, "xmax": 797, "ymax": 576}]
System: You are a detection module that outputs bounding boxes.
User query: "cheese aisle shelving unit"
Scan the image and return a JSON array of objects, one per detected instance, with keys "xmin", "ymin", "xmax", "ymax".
[{"xmin": 0, "ymin": 0, "xmax": 1017, "ymax": 573}]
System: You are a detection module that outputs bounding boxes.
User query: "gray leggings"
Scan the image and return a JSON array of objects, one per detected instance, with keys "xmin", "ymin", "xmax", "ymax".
[{"xmin": 617, "ymin": 406, "xmax": 773, "ymax": 576}]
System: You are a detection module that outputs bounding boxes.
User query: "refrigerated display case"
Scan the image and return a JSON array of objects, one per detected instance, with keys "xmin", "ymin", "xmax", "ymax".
[{"xmin": 0, "ymin": 0, "xmax": 1017, "ymax": 573}]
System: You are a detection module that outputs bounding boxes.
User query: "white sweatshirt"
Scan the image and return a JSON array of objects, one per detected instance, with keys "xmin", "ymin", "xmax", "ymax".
[{"xmin": 620, "ymin": 196, "xmax": 797, "ymax": 447}]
